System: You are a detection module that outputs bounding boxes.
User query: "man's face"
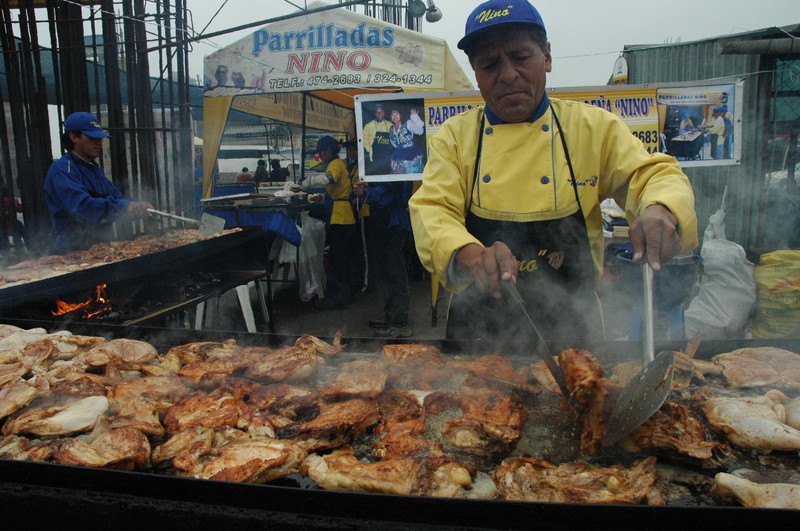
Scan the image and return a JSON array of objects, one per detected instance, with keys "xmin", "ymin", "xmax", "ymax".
[
  {"xmin": 374, "ymin": 107, "xmax": 385, "ymax": 121},
  {"xmin": 470, "ymin": 28, "xmax": 552, "ymax": 123},
  {"xmin": 70, "ymin": 132, "xmax": 103, "ymax": 161},
  {"xmin": 318, "ymin": 148, "xmax": 335, "ymax": 163}
]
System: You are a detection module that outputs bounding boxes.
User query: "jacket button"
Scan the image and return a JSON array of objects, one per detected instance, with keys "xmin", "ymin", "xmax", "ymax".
[
  {"xmin": 483, "ymin": 174, "xmax": 491, "ymax": 183},
  {"xmin": 485, "ymin": 127, "xmax": 493, "ymax": 135},
  {"xmin": 542, "ymin": 124, "xmax": 549, "ymax": 132},
  {"xmin": 540, "ymin": 176, "xmax": 549, "ymax": 184}
]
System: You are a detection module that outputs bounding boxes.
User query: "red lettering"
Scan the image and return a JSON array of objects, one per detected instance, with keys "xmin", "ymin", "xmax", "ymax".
[
  {"xmin": 321, "ymin": 51, "xmax": 346, "ymax": 72},
  {"xmin": 347, "ymin": 52, "xmax": 370, "ymax": 71},
  {"xmin": 309, "ymin": 52, "xmax": 323, "ymax": 72},
  {"xmin": 286, "ymin": 54, "xmax": 307, "ymax": 74}
]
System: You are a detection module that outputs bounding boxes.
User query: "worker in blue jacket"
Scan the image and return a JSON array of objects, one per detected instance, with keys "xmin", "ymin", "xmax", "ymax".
[{"xmin": 45, "ymin": 112, "xmax": 152, "ymax": 253}]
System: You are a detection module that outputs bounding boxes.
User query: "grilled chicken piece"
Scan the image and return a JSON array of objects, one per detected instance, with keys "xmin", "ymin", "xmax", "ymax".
[
  {"xmin": 163, "ymin": 389, "xmax": 252, "ymax": 435},
  {"xmin": 711, "ymin": 472, "xmax": 800, "ymax": 509},
  {"xmin": 442, "ymin": 389, "xmax": 527, "ymax": 454},
  {"xmin": 372, "ymin": 391, "xmax": 440, "ymax": 460},
  {"xmin": 619, "ymin": 401, "xmax": 730, "ymax": 464},
  {"xmin": 0, "ymin": 434, "xmax": 31, "ymax": 459},
  {"xmin": 177, "ymin": 347, "xmax": 267, "ymax": 387},
  {"xmin": 294, "ymin": 332, "xmax": 345, "ymax": 356},
  {"xmin": 50, "ymin": 376, "xmax": 108, "ymax": 397},
  {"xmin": 187, "ymin": 436, "xmax": 306, "ymax": 483},
  {"xmin": 0, "ymin": 376, "xmax": 50, "ymax": 421},
  {"xmin": 53, "ymin": 426, "xmax": 150, "ymax": 470},
  {"xmin": 0, "ymin": 324, "xmax": 25, "ymax": 339},
  {"xmin": 320, "ymin": 358, "xmax": 388, "ymax": 400},
  {"xmin": 243, "ymin": 382, "xmax": 318, "ymax": 420},
  {"xmin": 108, "ymin": 375, "xmax": 190, "ymax": 415},
  {"xmin": 302, "ymin": 446, "xmax": 473, "ymax": 497},
  {"xmin": 493, "ymin": 456, "xmax": 662, "ymax": 504},
  {"xmin": 559, "ymin": 348, "xmax": 608, "ymax": 454},
  {"xmin": 453, "ymin": 354, "xmax": 540, "ymax": 395},
  {"xmin": 2, "ymin": 395, "xmax": 109, "ymax": 436},
  {"xmin": 151, "ymin": 426, "xmax": 215, "ymax": 466},
  {"xmin": 75, "ymin": 338, "xmax": 158, "ymax": 367},
  {"xmin": 165, "ymin": 339, "xmax": 242, "ymax": 365},
  {"xmin": 0, "ymin": 362, "xmax": 28, "ymax": 389},
  {"xmin": 243, "ymin": 346, "xmax": 325, "ymax": 383},
  {"xmin": 704, "ymin": 347, "xmax": 800, "ymax": 390},
  {"xmin": 380, "ymin": 343, "xmax": 452, "ymax": 389},
  {"xmin": 700, "ymin": 389, "xmax": 800, "ymax": 451},
  {"xmin": 107, "ymin": 375, "xmax": 190, "ymax": 437},
  {"xmin": 293, "ymin": 398, "xmax": 380, "ymax": 453}
]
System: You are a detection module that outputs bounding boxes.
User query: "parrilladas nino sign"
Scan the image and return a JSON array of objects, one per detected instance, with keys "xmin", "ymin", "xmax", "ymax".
[{"xmin": 203, "ymin": 8, "xmax": 447, "ymax": 96}]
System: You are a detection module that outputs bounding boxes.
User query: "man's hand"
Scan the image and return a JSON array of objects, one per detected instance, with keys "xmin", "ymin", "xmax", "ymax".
[
  {"xmin": 454, "ymin": 242, "xmax": 517, "ymax": 299},
  {"xmin": 126, "ymin": 200, "xmax": 153, "ymax": 218},
  {"xmin": 629, "ymin": 203, "xmax": 682, "ymax": 271},
  {"xmin": 352, "ymin": 178, "xmax": 364, "ymax": 196}
]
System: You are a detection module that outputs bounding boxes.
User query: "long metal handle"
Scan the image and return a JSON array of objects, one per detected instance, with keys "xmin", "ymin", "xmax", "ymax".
[
  {"xmin": 502, "ymin": 281, "xmax": 571, "ymax": 399},
  {"xmin": 147, "ymin": 208, "xmax": 200, "ymax": 225},
  {"xmin": 642, "ymin": 262, "xmax": 655, "ymax": 366}
]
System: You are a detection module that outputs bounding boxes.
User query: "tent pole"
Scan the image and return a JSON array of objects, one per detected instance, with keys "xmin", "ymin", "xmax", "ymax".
[{"xmin": 301, "ymin": 92, "xmax": 307, "ymax": 184}]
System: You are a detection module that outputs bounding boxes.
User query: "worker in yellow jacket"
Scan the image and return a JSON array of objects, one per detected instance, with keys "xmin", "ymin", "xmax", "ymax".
[
  {"xmin": 409, "ymin": 0, "xmax": 698, "ymax": 347},
  {"xmin": 301, "ymin": 136, "xmax": 358, "ymax": 310}
]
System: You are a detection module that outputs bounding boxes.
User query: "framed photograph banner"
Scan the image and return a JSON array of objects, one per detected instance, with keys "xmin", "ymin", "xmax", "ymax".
[{"xmin": 355, "ymin": 79, "xmax": 743, "ymax": 181}]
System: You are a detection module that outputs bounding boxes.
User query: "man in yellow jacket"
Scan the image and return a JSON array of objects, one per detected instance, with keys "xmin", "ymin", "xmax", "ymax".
[{"xmin": 409, "ymin": 0, "xmax": 698, "ymax": 346}]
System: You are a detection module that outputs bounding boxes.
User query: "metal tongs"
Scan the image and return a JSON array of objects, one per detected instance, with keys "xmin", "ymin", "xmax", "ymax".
[{"xmin": 501, "ymin": 281, "xmax": 571, "ymax": 399}]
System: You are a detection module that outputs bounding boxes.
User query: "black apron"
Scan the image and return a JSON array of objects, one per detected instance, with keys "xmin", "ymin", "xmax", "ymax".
[
  {"xmin": 446, "ymin": 110, "xmax": 602, "ymax": 350},
  {"xmin": 366, "ymin": 126, "xmax": 393, "ymax": 175}
]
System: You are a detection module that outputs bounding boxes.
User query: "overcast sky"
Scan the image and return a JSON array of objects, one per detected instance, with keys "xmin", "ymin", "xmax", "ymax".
[{"xmin": 185, "ymin": 0, "xmax": 800, "ymax": 89}]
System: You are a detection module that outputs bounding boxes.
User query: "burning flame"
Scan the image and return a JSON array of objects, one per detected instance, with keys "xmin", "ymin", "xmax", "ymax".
[{"xmin": 52, "ymin": 284, "xmax": 111, "ymax": 317}]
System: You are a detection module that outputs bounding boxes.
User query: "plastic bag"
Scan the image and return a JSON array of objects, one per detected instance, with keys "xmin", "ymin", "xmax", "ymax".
[
  {"xmin": 297, "ymin": 212, "xmax": 326, "ymax": 302},
  {"xmin": 751, "ymin": 250, "xmax": 800, "ymax": 338},
  {"xmin": 684, "ymin": 193, "xmax": 757, "ymax": 339}
]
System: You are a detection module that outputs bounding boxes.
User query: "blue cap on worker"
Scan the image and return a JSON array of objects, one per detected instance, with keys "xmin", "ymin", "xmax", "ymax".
[
  {"xmin": 458, "ymin": 0, "xmax": 546, "ymax": 50},
  {"xmin": 315, "ymin": 135, "xmax": 340, "ymax": 155},
  {"xmin": 64, "ymin": 112, "xmax": 111, "ymax": 138}
]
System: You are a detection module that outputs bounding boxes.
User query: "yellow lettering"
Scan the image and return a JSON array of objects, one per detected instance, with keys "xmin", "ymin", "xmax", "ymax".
[
  {"xmin": 517, "ymin": 258, "xmax": 539, "ymax": 272},
  {"xmin": 538, "ymin": 249, "xmax": 547, "ymax": 256},
  {"xmin": 475, "ymin": 8, "xmax": 511, "ymax": 24}
]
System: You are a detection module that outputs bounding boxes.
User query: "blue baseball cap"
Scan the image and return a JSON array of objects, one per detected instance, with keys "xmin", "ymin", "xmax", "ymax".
[
  {"xmin": 64, "ymin": 112, "xmax": 111, "ymax": 138},
  {"xmin": 458, "ymin": 0, "xmax": 546, "ymax": 51},
  {"xmin": 314, "ymin": 135, "xmax": 340, "ymax": 155}
]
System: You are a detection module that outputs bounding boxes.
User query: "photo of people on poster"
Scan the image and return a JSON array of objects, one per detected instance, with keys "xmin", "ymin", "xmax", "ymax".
[{"xmin": 360, "ymin": 98, "xmax": 426, "ymax": 179}]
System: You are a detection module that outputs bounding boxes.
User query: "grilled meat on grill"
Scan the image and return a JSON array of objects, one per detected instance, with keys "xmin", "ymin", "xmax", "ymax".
[
  {"xmin": 292, "ymin": 398, "xmax": 380, "ymax": 453},
  {"xmin": 618, "ymin": 401, "xmax": 731, "ymax": 465},
  {"xmin": 702, "ymin": 347, "xmax": 800, "ymax": 390},
  {"xmin": 442, "ymin": 389, "xmax": 527, "ymax": 454},
  {"xmin": 558, "ymin": 348, "xmax": 608, "ymax": 454},
  {"xmin": 493, "ymin": 456, "xmax": 663, "ymax": 504},
  {"xmin": 699, "ymin": 388, "xmax": 800, "ymax": 451},
  {"xmin": 301, "ymin": 445, "xmax": 473, "ymax": 497},
  {"xmin": 320, "ymin": 358, "xmax": 389, "ymax": 400},
  {"xmin": 53, "ymin": 425, "xmax": 150, "ymax": 470},
  {"xmin": 184, "ymin": 436, "xmax": 307, "ymax": 483},
  {"xmin": 2, "ymin": 395, "xmax": 109, "ymax": 436},
  {"xmin": 163, "ymin": 389, "xmax": 252, "ymax": 435},
  {"xmin": 711, "ymin": 472, "xmax": 800, "ymax": 509}
]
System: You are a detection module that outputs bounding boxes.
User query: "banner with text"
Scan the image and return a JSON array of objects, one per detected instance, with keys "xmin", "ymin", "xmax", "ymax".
[
  {"xmin": 203, "ymin": 6, "xmax": 447, "ymax": 97},
  {"xmin": 355, "ymin": 80, "xmax": 742, "ymax": 181}
]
